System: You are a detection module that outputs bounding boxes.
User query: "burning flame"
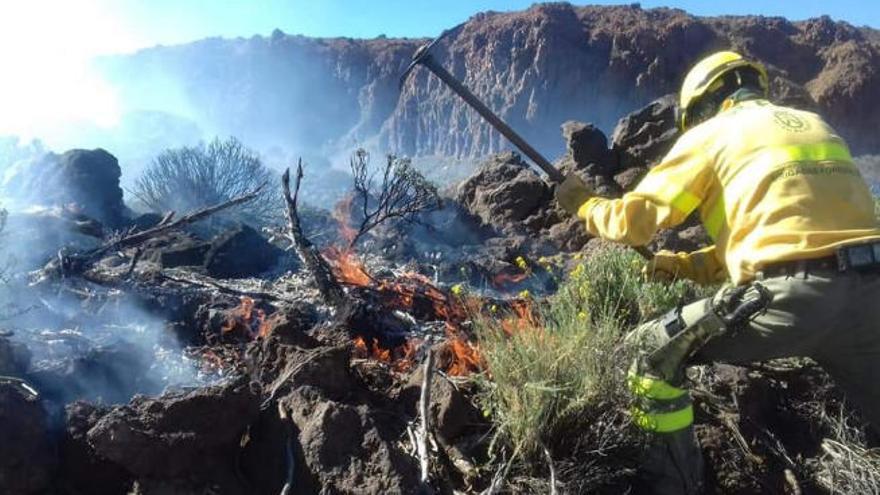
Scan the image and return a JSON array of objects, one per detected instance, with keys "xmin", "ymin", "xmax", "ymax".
[
  {"xmin": 332, "ymin": 194, "xmax": 359, "ymax": 247},
  {"xmin": 353, "ymin": 336, "xmax": 420, "ymax": 373},
  {"xmin": 221, "ymin": 296, "xmax": 273, "ymax": 339},
  {"xmin": 444, "ymin": 333, "xmax": 484, "ymax": 376},
  {"xmin": 323, "ymin": 246, "xmax": 373, "ymax": 286},
  {"xmin": 500, "ymin": 298, "xmax": 540, "ymax": 336},
  {"xmin": 325, "ymin": 195, "xmax": 538, "ymax": 377},
  {"xmin": 492, "ymin": 271, "xmax": 529, "ymax": 287}
]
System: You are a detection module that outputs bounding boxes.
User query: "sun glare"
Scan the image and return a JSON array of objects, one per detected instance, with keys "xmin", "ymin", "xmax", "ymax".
[{"xmin": 0, "ymin": 0, "xmax": 143, "ymax": 142}]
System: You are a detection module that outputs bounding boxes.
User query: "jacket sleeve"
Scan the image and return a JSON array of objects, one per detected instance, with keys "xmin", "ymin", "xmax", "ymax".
[
  {"xmin": 578, "ymin": 135, "xmax": 715, "ymax": 246},
  {"xmin": 675, "ymin": 245, "xmax": 728, "ymax": 285}
]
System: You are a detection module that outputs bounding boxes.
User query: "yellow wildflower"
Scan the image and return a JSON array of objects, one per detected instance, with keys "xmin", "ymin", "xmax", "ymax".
[
  {"xmin": 518, "ymin": 289, "xmax": 531, "ymax": 299},
  {"xmin": 514, "ymin": 256, "xmax": 528, "ymax": 270}
]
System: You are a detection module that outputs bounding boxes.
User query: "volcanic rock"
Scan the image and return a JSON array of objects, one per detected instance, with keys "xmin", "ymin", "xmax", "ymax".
[
  {"xmin": 611, "ymin": 94, "xmax": 679, "ymax": 170},
  {"xmin": 547, "ymin": 215, "xmax": 592, "ymax": 252},
  {"xmin": 0, "ymin": 333, "xmax": 30, "ymax": 376},
  {"xmin": 203, "ymin": 224, "xmax": 284, "ymax": 278},
  {"xmin": 3, "ymin": 148, "xmax": 127, "ymax": 227},
  {"xmin": 279, "ymin": 386, "xmax": 421, "ymax": 494},
  {"xmin": 400, "ymin": 366, "xmax": 482, "ymax": 446},
  {"xmin": 3, "ymin": 207, "xmax": 105, "ymax": 269},
  {"xmin": 263, "ymin": 303, "xmax": 320, "ymax": 347},
  {"xmin": 559, "ymin": 121, "xmax": 618, "ymax": 176},
  {"xmin": 128, "ymin": 212, "xmax": 166, "ymax": 232},
  {"xmin": 29, "ymin": 341, "xmax": 161, "ymax": 406},
  {"xmin": 614, "ymin": 165, "xmax": 649, "ymax": 191},
  {"xmin": 0, "ymin": 382, "xmax": 55, "ymax": 495},
  {"xmin": 455, "ymin": 152, "xmax": 552, "ymax": 234},
  {"xmin": 59, "ymin": 401, "xmax": 131, "ymax": 495},
  {"xmin": 142, "ymin": 232, "xmax": 211, "ymax": 269},
  {"xmin": 87, "ymin": 380, "xmax": 259, "ymax": 486},
  {"xmin": 650, "ymin": 224, "xmax": 712, "ymax": 253}
]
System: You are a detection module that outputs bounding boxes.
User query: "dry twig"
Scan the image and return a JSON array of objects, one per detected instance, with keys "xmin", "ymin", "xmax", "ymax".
[
  {"xmin": 277, "ymin": 402, "xmax": 297, "ymax": 495},
  {"xmin": 418, "ymin": 349, "xmax": 435, "ymax": 489},
  {"xmin": 541, "ymin": 442, "xmax": 558, "ymax": 495}
]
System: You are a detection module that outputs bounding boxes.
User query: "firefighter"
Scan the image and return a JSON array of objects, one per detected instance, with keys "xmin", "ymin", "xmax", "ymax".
[{"xmin": 556, "ymin": 50, "xmax": 880, "ymax": 494}]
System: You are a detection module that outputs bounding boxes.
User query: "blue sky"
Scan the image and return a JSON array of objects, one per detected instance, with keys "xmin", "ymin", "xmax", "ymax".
[{"xmin": 110, "ymin": 0, "xmax": 879, "ymax": 45}]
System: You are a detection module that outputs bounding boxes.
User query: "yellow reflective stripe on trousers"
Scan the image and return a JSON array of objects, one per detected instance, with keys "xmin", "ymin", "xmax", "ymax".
[
  {"xmin": 627, "ymin": 372, "xmax": 687, "ymax": 400},
  {"xmin": 631, "ymin": 405, "xmax": 694, "ymax": 433}
]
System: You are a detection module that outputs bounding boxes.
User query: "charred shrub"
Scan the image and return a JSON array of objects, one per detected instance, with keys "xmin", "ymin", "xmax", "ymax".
[
  {"xmin": 343, "ymin": 148, "xmax": 441, "ymax": 247},
  {"xmin": 131, "ymin": 137, "xmax": 278, "ymax": 232}
]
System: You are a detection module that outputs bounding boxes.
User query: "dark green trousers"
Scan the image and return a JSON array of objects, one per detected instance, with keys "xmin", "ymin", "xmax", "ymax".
[{"xmin": 628, "ymin": 268, "xmax": 880, "ymax": 494}]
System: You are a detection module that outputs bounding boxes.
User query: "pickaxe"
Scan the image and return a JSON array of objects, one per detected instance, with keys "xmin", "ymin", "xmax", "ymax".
[{"xmin": 400, "ymin": 27, "xmax": 653, "ymax": 260}]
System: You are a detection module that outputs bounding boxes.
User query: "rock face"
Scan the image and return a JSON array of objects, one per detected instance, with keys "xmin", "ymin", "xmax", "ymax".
[
  {"xmin": 3, "ymin": 148, "xmax": 127, "ymax": 227},
  {"xmin": 87, "ymin": 381, "xmax": 259, "ymax": 490},
  {"xmin": 455, "ymin": 151, "xmax": 552, "ymax": 233},
  {"xmin": 611, "ymin": 94, "xmax": 679, "ymax": 171},
  {"xmin": 100, "ymin": 5, "xmax": 880, "ymax": 158},
  {"xmin": 203, "ymin": 224, "xmax": 284, "ymax": 278},
  {"xmin": 141, "ymin": 225, "xmax": 285, "ymax": 278},
  {"xmin": 0, "ymin": 383, "xmax": 55, "ymax": 495},
  {"xmin": 453, "ymin": 91, "xmax": 703, "ymax": 254}
]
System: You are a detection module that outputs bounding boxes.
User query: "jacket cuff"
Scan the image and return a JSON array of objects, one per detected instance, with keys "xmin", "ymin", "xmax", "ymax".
[{"xmin": 577, "ymin": 197, "xmax": 602, "ymax": 221}]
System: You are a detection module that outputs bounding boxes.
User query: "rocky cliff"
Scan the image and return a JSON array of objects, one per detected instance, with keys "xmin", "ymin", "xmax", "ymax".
[{"xmin": 98, "ymin": 3, "xmax": 880, "ymax": 159}]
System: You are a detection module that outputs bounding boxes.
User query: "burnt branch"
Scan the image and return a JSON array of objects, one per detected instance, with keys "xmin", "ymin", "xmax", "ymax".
[
  {"xmin": 102, "ymin": 184, "xmax": 266, "ymax": 256},
  {"xmin": 347, "ymin": 149, "xmax": 440, "ymax": 248},
  {"xmin": 282, "ymin": 161, "xmax": 348, "ymax": 308},
  {"xmin": 32, "ymin": 185, "xmax": 265, "ymax": 284}
]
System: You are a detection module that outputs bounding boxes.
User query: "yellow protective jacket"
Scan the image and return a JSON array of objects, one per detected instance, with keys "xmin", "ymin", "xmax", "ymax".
[{"xmin": 579, "ymin": 98, "xmax": 880, "ymax": 285}]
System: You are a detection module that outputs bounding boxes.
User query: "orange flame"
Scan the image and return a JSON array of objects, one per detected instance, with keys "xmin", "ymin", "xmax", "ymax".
[
  {"xmin": 327, "ymin": 193, "xmax": 494, "ymax": 376},
  {"xmin": 352, "ymin": 336, "xmax": 421, "ymax": 373},
  {"xmin": 500, "ymin": 298, "xmax": 539, "ymax": 336},
  {"xmin": 221, "ymin": 296, "xmax": 272, "ymax": 339},
  {"xmin": 444, "ymin": 333, "xmax": 484, "ymax": 376},
  {"xmin": 324, "ymin": 246, "xmax": 373, "ymax": 286},
  {"xmin": 492, "ymin": 270, "xmax": 529, "ymax": 288},
  {"xmin": 332, "ymin": 195, "xmax": 359, "ymax": 247}
]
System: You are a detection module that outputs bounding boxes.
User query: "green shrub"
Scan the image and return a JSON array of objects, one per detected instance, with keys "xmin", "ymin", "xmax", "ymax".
[{"xmin": 475, "ymin": 246, "xmax": 708, "ymax": 475}]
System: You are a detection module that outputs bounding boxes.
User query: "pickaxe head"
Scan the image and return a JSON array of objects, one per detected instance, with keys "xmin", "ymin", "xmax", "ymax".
[{"xmin": 399, "ymin": 23, "xmax": 462, "ymax": 90}]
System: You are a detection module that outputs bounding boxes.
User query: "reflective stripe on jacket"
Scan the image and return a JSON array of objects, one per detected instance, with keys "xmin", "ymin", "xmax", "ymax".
[{"xmin": 578, "ymin": 99, "xmax": 880, "ymax": 284}]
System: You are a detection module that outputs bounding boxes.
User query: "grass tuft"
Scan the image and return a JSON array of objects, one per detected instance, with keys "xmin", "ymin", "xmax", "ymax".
[{"xmin": 474, "ymin": 245, "xmax": 707, "ymax": 488}]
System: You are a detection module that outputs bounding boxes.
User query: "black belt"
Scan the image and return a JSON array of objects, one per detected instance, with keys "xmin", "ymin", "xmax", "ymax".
[{"xmin": 758, "ymin": 256, "xmax": 840, "ymax": 278}]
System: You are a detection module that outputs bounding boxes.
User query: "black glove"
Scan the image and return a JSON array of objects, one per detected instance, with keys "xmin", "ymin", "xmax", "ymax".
[{"xmin": 555, "ymin": 172, "xmax": 594, "ymax": 216}]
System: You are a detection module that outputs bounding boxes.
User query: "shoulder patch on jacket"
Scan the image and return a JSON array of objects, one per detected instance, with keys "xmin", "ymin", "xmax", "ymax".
[{"xmin": 773, "ymin": 110, "xmax": 811, "ymax": 133}]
